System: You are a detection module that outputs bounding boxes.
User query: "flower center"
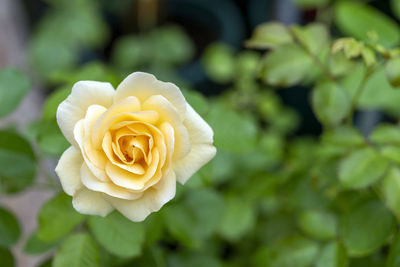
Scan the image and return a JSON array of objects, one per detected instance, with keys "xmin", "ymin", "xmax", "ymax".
[{"xmin": 117, "ymin": 135, "xmax": 148, "ymax": 163}]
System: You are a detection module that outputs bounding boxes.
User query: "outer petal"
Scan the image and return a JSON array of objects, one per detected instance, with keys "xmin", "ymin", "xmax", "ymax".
[
  {"xmin": 55, "ymin": 146, "xmax": 84, "ymax": 196},
  {"xmin": 72, "ymin": 188, "xmax": 113, "ymax": 217},
  {"xmin": 57, "ymin": 81, "xmax": 115, "ymax": 147},
  {"xmin": 114, "ymin": 72, "xmax": 187, "ymax": 120},
  {"xmin": 107, "ymin": 169, "xmax": 176, "ymax": 222},
  {"xmin": 174, "ymin": 144, "xmax": 216, "ymax": 184},
  {"xmin": 174, "ymin": 104, "xmax": 216, "ymax": 184},
  {"xmin": 183, "ymin": 104, "xmax": 214, "ymax": 144}
]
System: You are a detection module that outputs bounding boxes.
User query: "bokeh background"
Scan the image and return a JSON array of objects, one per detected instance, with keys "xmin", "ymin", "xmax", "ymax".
[{"xmin": 2, "ymin": 0, "xmax": 400, "ymax": 266}]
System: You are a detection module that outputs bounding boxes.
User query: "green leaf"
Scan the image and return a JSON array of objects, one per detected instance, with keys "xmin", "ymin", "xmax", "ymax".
[
  {"xmin": 29, "ymin": 37, "xmax": 77, "ymax": 79},
  {"xmin": 341, "ymin": 200, "xmax": 395, "ymax": 257},
  {"xmin": 245, "ymin": 22, "xmax": 293, "ymax": 49},
  {"xmin": 143, "ymin": 213, "xmax": 164, "ymax": 247},
  {"xmin": 112, "ymin": 36, "xmax": 148, "ymax": 69},
  {"xmin": 359, "ymin": 68, "xmax": 400, "ymax": 114},
  {"xmin": 0, "ymin": 207, "xmax": 20, "ymax": 247},
  {"xmin": 370, "ymin": 124, "xmax": 400, "ymax": 145},
  {"xmin": 380, "ymin": 146, "xmax": 400, "ymax": 164},
  {"xmin": 329, "ymin": 53, "xmax": 354, "ymax": 77},
  {"xmin": 312, "ymin": 82, "xmax": 351, "ymax": 126},
  {"xmin": 53, "ymin": 233, "xmax": 100, "ymax": 267},
  {"xmin": 0, "ymin": 130, "xmax": 36, "ymax": 193},
  {"xmin": 260, "ymin": 44, "xmax": 313, "ymax": 87},
  {"xmin": 235, "ymin": 51, "xmax": 260, "ymax": 79},
  {"xmin": 252, "ymin": 236, "xmax": 319, "ymax": 267},
  {"xmin": 291, "ymin": 23, "xmax": 329, "ymax": 55},
  {"xmin": 0, "ymin": 68, "xmax": 31, "ymax": 118},
  {"xmin": 37, "ymin": 119, "xmax": 70, "ymax": 156},
  {"xmin": 149, "ymin": 25, "xmax": 194, "ymax": 65},
  {"xmin": 387, "ymin": 230, "xmax": 400, "ymax": 267},
  {"xmin": 361, "ymin": 47, "xmax": 376, "ymax": 68},
  {"xmin": 298, "ymin": 209, "xmax": 337, "ymax": 240},
  {"xmin": 339, "ymin": 147, "xmax": 389, "ymax": 189},
  {"xmin": 42, "ymin": 86, "xmax": 71, "ymax": 121},
  {"xmin": 382, "ymin": 167, "xmax": 400, "ymax": 222},
  {"xmin": 202, "ymin": 43, "xmax": 235, "ymax": 83},
  {"xmin": 322, "ymin": 125, "xmax": 364, "ymax": 147},
  {"xmin": 207, "ymin": 103, "xmax": 258, "ymax": 153},
  {"xmin": 0, "ymin": 248, "xmax": 14, "ymax": 267},
  {"xmin": 315, "ymin": 242, "xmax": 348, "ymax": 267},
  {"xmin": 163, "ymin": 189, "xmax": 224, "ymax": 248},
  {"xmin": 342, "ymin": 66, "xmax": 400, "ymax": 114},
  {"xmin": 38, "ymin": 258, "xmax": 52, "ymax": 267},
  {"xmin": 386, "ymin": 57, "xmax": 400, "ymax": 87},
  {"xmin": 168, "ymin": 252, "xmax": 222, "ymax": 267},
  {"xmin": 332, "ymin": 38, "xmax": 364, "ymax": 59},
  {"xmin": 37, "ymin": 193, "xmax": 85, "ymax": 242},
  {"xmin": 334, "ymin": 2, "xmax": 400, "ymax": 47},
  {"xmin": 88, "ymin": 211, "xmax": 144, "ymax": 258},
  {"xmin": 391, "ymin": 0, "xmax": 400, "ymax": 21},
  {"xmin": 217, "ymin": 196, "xmax": 256, "ymax": 241},
  {"xmin": 24, "ymin": 232, "xmax": 58, "ymax": 254}
]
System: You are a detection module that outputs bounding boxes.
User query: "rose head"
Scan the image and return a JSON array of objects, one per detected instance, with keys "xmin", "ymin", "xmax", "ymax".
[{"xmin": 55, "ymin": 72, "xmax": 216, "ymax": 221}]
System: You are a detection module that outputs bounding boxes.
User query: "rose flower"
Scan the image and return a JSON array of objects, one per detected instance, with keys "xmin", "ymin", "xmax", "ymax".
[{"xmin": 55, "ymin": 72, "xmax": 216, "ymax": 221}]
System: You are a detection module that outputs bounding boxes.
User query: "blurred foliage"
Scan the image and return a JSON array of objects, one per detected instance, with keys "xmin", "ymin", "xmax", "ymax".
[{"xmin": 3, "ymin": 0, "xmax": 400, "ymax": 266}]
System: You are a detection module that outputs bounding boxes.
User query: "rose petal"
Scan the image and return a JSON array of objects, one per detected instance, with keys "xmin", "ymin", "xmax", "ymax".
[
  {"xmin": 173, "ymin": 144, "xmax": 216, "ymax": 184},
  {"xmin": 81, "ymin": 163, "xmax": 143, "ymax": 200},
  {"xmin": 102, "ymin": 132, "xmax": 146, "ymax": 175},
  {"xmin": 57, "ymin": 81, "xmax": 115, "ymax": 147},
  {"xmin": 173, "ymin": 103, "xmax": 216, "ymax": 184},
  {"xmin": 143, "ymin": 95, "xmax": 190, "ymax": 160},
  {"xmin": 74, "ymin": 120, "xmax": 107, "ymax": 182},
  {"xmin": 107, "ymin": 169, "xmax": 176, "ymax": 222},
  {"xmin": 159, "ymin": 122, "xmax": 175, "ymax": 162},
  {"xmin": 91, "ymin": 96, "xmax": 149, "ymax": 147},
  {"xmin": 115, "ymin": 72, "xmax": 187, "ymax": 120},
  {"xmin": 184, "ymin": 103, "xmax": 214, "ymax": 144},
  {"xmin": 105, "ymin": 149, "xmax": 161, "ymax": 191},
  {"xmin": 72, "ymin": 188, "xmax": 113, "ymax": 217},
  {"xmin": 55, "ymin": 146, "xmax": 84, "ymax": 196}
]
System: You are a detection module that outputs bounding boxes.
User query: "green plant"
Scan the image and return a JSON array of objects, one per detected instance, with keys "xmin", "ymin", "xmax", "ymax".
[{"xmin": 2, "ymin": 0, "xmax": 400, "ymax": 266}]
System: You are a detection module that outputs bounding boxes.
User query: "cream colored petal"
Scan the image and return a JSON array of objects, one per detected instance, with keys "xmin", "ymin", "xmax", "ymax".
[
  {"xmin": 159, "ymin": 122, "xmax": 174, "ymax": 161},
  {"xmin": 57, "ymin": 81, "xmax": 115, "ymax": 147},
  {"xmin": 91, "ymin": 96, "xmax": 147, "ymax": 147},
  {"xmin": 92, "ymin": 111, "xmax": 158, "ymax": 148},
  {"xmin": 83, "ymin": 105, "xmax": 108, "ymax": 167},
  {"xmin": 81, "ymin": 163, "xmax": 142, "ymax": 200},
  {"xmin": 102, "ymin": 132, "xmax": 145, "ymax": 175},
  {"xmin": 143, "ymin": 95, "xmax": 190, "ymax": 160},
  {"xmin": 105, "ymin": 149, "xmax": 161, "ymax": 191},
  {"xmin": 184, "ymin": 103, "xmax": 214, "ymax": 144},
  {"xmin": 174, "ymin": 144, "xmax": 216, "ymax": 184},
  {"xmin": 173, "ymin": 103, "xmax": 216, "ymax": 184},
  {"xmin": 74, "ymin": 119, "xmax": 108, "ymax": 182},
  {"xmin": 115, "ymin": 72, "xmax": 187, "ymax": 120},
  {"xmin": 55, "ymin": 146, "xmax": 84, "ymax": 196},
  {"xmin": 72, "ymin": 188, "xmax": 113, "ymax": 217},
  {"xmin": 107, "ymin": 169, "xmax": 176, "ymax": 222}
]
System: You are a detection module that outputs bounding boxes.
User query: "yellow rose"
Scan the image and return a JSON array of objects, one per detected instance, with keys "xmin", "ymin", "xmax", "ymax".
[{"xmin": 55, "ymin": 72, "xmax": 216, "ymax": 221}]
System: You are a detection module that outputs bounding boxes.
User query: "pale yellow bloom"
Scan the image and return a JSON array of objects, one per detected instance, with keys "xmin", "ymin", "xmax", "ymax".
[{"xmin": 55, "ymin": 72, "xmax": 216, "ymax": 221}]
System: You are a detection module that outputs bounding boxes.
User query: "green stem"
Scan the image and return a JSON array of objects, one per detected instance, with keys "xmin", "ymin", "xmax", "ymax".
[
  {"xmin": 345, "ymin": 68, "xmax": 373, "ymax": 124},
  {"xmin": 289, "ymin": 30, "xmax": 336, "ymax": 83}
]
